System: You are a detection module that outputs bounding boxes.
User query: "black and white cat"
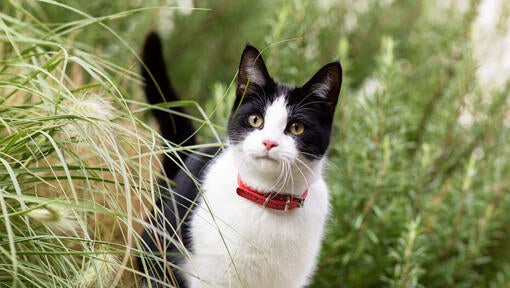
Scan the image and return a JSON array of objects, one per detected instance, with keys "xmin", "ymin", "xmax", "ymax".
[{"xmin": 138, "ymin": 32, "xmax": 342, "ymax": 288}]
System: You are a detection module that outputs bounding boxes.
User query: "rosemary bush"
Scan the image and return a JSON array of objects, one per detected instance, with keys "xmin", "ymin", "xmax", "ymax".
[{"xmin": 1, "ymin": 0, "xmax": 509, "ymax": 287}]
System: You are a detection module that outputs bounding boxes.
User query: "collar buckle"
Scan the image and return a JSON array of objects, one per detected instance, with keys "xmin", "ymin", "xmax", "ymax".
[
  {"xmin": 297, "ymin": 196, "xmax": 305, "ymax": 208},
  {"xmin": 284, "ymin": 196, "xmax": 291, "ymax": 211}
]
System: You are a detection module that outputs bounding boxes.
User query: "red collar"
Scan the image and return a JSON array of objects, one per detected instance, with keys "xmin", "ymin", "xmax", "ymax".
[{"xmin": 236, "ymin": 175, "xmax": 308, "ymax": 211}]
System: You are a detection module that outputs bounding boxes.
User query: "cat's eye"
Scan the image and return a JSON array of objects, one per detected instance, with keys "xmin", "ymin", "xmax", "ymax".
[
  {"xmin": 247, "ymin": 113, "xmax": 264, "ymax": 128},
  {"xmin": 288, "ymin": 122, "xmax": 305, "ymax": 135}
]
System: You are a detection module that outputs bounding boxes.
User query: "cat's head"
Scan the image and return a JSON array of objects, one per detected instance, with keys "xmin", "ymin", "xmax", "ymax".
[{"xmin": 227, "ymin": 45, "xmax": 341, "ymax": 190}]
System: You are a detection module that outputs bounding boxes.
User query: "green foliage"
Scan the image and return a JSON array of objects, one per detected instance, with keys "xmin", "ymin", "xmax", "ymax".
[
  {"xmin": 1, "ymin": 0, "xmax": 510, "ymax": 287},
  {"xmin": 314, "ymin": 2, "xmax": 510, "ymax": 287},
  {"xmin": 0, "ymin": 1, "xmax": 173, "ymax": 287}
]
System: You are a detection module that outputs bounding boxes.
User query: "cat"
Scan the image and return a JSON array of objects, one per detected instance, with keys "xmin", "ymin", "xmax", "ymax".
[{"xmin": 137, "ymin": 31, "xmax": 342, "ymax": 288}]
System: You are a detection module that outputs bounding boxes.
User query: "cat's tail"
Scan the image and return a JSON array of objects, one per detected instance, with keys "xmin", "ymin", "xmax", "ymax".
[{"xmin": 141, "ymin": 31, "xmax": 196, "ymax": 179}]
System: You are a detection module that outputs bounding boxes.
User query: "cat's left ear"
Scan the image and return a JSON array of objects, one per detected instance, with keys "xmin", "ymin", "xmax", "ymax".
[{"xmin": 302, "ymin": 61, "xmax": 342, "ymax": 114}]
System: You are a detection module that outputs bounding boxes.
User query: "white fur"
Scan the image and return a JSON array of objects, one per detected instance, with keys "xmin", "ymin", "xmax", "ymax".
[{"xmin": 183, "ymin": 97, "xmax": 330, "ymax": 288}]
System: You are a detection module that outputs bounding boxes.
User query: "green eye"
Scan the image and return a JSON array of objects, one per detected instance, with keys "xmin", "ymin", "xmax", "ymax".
[
  {"xmin": 289, "ymin": 122, "xmax": 305, "ymax": 135},
  {"xmin": 248, "ymin": 113, "xmax": 264, "ymax": 128}
]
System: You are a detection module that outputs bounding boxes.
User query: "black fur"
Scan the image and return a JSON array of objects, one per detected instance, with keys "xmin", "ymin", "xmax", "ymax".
[
  {"xmin": 138, "ymin": 32, "xmax": 216, "ymax": 288},
  {"xmin": 138, "ymin": 147, "xmax": 216, "ymax": 288},
  {"xmin": 141, "ymin": 31, "xmax": 197, "ymax": 179}
]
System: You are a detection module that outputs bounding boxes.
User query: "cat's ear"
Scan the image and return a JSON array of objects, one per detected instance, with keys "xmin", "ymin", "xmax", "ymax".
[
  {"xmin": 237, "ymin": 45, "xmax": 273, "ymax": 94},
  {"xmin": 302, "ymin": 61, "xmax": 342, "ymax": 113}
]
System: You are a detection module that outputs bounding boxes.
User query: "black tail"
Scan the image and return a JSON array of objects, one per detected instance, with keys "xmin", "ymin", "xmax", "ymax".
[{"xmin": 141, "ymin": 31, "xmax": 196, "ymax": 179}]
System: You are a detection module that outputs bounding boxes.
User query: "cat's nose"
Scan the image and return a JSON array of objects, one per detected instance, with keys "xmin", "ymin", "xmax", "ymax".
[{"xmin": 262, "ymin": 139, "xmax": 279, "ymax": 150}]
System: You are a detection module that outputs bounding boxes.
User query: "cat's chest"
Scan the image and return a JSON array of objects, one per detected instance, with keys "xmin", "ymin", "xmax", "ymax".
[
  {"xmin": 187, "ymin": 150, "xmax": 328, "ymax": 288},
  {"xmin": 195, "ymin": 150, "xmax": 327, "ymax": 240},
  {"xmin": 185, "ymin": 149, "xmax": 329, "ymax": 287},
  {"xmin": 195, "ymin": 155, "xmax": 298, "ymax": 240}
]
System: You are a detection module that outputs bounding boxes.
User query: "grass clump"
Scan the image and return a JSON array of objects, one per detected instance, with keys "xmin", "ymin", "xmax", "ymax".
[{"xmin": 0, "ymin": 1, "xmax": 177, "ymax": 287}]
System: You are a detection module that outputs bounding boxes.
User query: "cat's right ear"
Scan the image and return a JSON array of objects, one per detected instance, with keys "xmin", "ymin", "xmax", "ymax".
[{"xmin": 237, "ymin": 45, "xmax": 273, "ymax": 95}]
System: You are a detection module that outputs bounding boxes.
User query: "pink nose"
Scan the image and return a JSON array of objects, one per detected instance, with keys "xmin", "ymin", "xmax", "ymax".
[{"xmin": 262, "ymin": 140, "xmax": 279, "ymax": 150}]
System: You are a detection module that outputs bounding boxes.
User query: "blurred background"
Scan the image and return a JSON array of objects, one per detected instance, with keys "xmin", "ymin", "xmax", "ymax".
[{"xmin": 1, "ymin": 0, "xmax": 510, "ymax": 287}]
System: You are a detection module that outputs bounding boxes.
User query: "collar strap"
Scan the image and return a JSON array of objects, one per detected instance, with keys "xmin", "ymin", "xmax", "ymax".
[{"xmin": 236, "ymin": 175, "xmax": 308, "ymax": 211}]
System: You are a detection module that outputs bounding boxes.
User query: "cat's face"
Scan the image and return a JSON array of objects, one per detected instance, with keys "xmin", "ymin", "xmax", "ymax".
[{"xmin": 227, "ymin": 45, "xmax": 341, "ymax": 180}]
